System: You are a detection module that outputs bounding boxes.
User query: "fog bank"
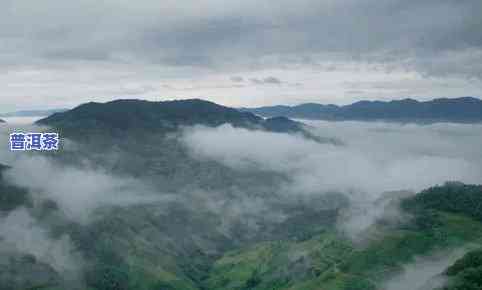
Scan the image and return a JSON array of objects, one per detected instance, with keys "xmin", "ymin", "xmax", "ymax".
[
  {"xmin": 383, "ymin": 248, "xmax": 470, "ymax": 290},
  {"xmin": 183, "ymin": 122, "xmax": 482, "ymax": 199}
]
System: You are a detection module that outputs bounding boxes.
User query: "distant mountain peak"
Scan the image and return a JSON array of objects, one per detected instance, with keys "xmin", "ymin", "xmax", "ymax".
[{"xmin": 395, "ymin": 98, "xmax": 419, "ymax": 103}]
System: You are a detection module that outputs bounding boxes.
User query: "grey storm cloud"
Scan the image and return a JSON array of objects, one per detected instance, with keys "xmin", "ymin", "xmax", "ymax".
[
  {"xmin": 230, "ymin": 76, "xmax": 244, "ymax": 83},
  {"xmin": 1, "ymin": 0, "xmax": 482, "ymax": 79},
  {"xmin": 250, "ymin": 76, "xmax": 282, "ymax": 85}
]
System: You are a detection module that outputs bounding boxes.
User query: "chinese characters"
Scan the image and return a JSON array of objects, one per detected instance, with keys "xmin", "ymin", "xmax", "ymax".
[{"xmin": 10, "ymin": 132, "xmax": 59, "ymax": 151}]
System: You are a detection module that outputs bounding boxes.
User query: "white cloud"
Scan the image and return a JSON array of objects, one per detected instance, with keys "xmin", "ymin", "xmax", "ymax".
[
  {"xmin": 3, "ymin": 155, "xmax": 172, "ymax": 224},
  {"xmin": 182, "ymin": 122, "xmax": 482, "ymax": 196},
  {"xmin": 0, "ymin": 208, "xmax": 82, "ymax": 274},
  {"xmin": 181, "ymin": 121, "xmax": 482, "ymax": 236}
]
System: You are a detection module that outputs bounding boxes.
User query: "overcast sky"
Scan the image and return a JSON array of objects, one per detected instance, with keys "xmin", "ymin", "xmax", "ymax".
[{"xmin": 1, "ymin": 0, "xmax": 482, "ymax": 111}]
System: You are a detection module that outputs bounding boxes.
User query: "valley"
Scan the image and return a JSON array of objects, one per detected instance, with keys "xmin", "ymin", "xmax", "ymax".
[{"xmin": 1, "ymin": 99, "xmax": 481, "ymax": 290}]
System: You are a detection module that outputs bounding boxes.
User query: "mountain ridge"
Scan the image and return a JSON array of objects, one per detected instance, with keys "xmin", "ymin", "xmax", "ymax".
[
  {"xmin": 241, "ymin": 97, "xmax": 482, "ymax": 123},
  {"xmin": 35, "ymin": 99, "xmax": 328, "ymax": 142}
]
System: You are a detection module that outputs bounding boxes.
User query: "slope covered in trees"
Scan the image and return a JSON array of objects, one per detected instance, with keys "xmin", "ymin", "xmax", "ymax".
[{"xmin": 1, "ymin": 100, "xmax": 481, "ymax": 290}]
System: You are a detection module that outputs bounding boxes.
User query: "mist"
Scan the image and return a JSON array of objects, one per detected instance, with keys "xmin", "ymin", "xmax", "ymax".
[
  {"xmin": 1, "ymin": 119, "xmax": 482, "ymax": 289},
  {"xmin": 0, "ymin": 122, "xmax": 175, "ymax": 285},
  {"xmin": 0, "ymin": 126, "xmax": 171, "ymax": 224},
  {"xmin": 182, "ymin": 121, "xmax": 482, "ymax": 198},
  {"xmin": 3, "ymin": 155, "xmax": 172, "ymax": 224},
  {"xmin": 382, "ymin": 248, "xmax": 471, "ymax": 290},
  {"xmin": 181, "ymin": 121, "xmax": 482, "ymax": 236},
  {"xmin": 4, "ymin": 119, "xmax": 481, "ymax": 229},
  {"xmin": 0, "ymin": 208, "xmax": 82, "ymax": 275}
]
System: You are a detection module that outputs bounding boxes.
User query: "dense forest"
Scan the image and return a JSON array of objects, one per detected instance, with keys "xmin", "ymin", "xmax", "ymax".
[{"xmin": 1, "ymin": 100, "xmax": 481, "ymax": 290}]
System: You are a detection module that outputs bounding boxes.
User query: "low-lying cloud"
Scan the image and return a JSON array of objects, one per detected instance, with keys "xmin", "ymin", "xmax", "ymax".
[
  {"xmin": 1, "ymin": 118, "xmax": 482, "ymax": 288},
  {"xmin": 0, "ymin": 208, "xmax": 82, "ymax": 275},
  {"xmin": 383, "ymin": 248, "xmax": 471, "ymax": 290},
  {"xmin": 0, "ymin": 123, "xmax": 172, "ymax": 224},
  {"xmin": 182, "ymin": 122, "xmax": 482, "ymax": 197},
  {"xmin": 4, "ymin": 156, "xmax": 171, "ymax": 224},
  {"xmin": 182, "ymin": 121, "xmax": 482, "ymax": 235}
]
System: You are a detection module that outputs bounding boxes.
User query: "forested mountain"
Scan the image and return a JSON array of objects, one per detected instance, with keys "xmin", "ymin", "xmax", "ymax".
[
  {"xmin": 37, "ymin": 99, "xmax": 308, "ymax": 135},
  {"xmin": 0, "ymin": 99, "xmax": 481, "ymax": 290},
  {"xmin": 242, "ymin": 97, "xmax": 482, "ymax": 123},
  {"xmin": 36, "ymin": 99, "xmax": 333, "ymax": 145}
]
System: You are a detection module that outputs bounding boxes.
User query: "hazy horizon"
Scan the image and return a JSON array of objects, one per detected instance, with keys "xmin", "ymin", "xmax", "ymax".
[{"xmin": 2, "ymin": 95, "xmax": 481, "ymax": 116}]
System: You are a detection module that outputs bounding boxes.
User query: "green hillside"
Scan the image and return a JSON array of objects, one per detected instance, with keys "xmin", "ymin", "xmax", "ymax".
[
  {"xmin": 439, "ymin": 248, "xmax": 482, "ymax": 290},
  {"xmin": 2, "ymin": 101, "xmax": 482, "ymax": 290},
  {"xmin": 3, "ymin": 167, "xmax": 482, "ymax": 290},
  {"xmin": 205, "ymin": 183, "xmax": 482, "ymax": 290}
]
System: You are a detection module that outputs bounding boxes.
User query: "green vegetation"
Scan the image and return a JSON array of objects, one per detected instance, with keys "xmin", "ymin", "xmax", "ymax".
[
  {"xmin": 4, "ymin": 180, "xmax": 482, "ymax": 290},
  {"xmin": 205, "ymin": 183, "xmax": 482, "ymax": 290},
  {"xmin": 204, "ymin": 212, "xmax": 482, "ymax": 290},
  {"xmin": 3, "ymin": 100, "xmax": 482, "ymax": 290},
  {"xmin": 206, "ymin": 233, "xmax": 357, "ymax": 290},
  {"xmin": 440, "ymin": 249, "xmax": 482, "ymax": 290},
  {"xmin": 402, "ymin": 182, "xmax": 482, "ymax": 222}
]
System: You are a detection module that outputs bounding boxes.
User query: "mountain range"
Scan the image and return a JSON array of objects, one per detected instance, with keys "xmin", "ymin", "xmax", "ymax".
[
  {"xmin": 0, "ymin": 98, "xmax": 481, "ymax": 290},
  {"xmin": 36, "ymin": 99, "xmax": 330, "ymax": 143},
  {"xmin": 241, "ymin": 97, "xmax": 482, "ymax": 123}
]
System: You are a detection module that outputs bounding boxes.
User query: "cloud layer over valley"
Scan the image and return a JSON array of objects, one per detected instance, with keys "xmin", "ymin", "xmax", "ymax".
[
  {"xmin": 182, "ymin": 121, "xmax": 482, "ymax": 197},
  {"xmin": 0, "ymin": 119, "xmax": 482, "ymax": 289}
]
